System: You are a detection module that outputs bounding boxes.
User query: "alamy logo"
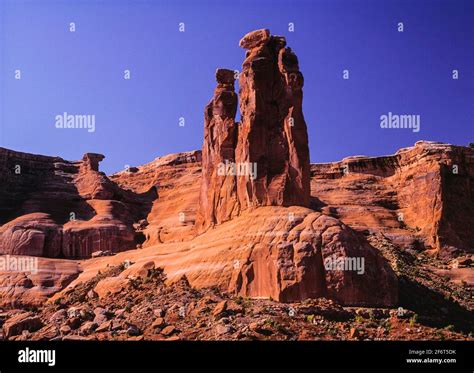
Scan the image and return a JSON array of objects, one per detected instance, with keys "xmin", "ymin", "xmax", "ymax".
[
  {"xmin": 380, "ymin": 112, "xmax": 420, "ymax": 133},
  {"xmin": 217, "ymin": 160, "xmax": 258, "ymax": 180},
  {"xmin": 18, "ymin": 348, "xmax": 55, "ymax": 367},
  {"xmin": 55, "ymin": 112, "xmax": 96, "ymax": 132},
  {"xmin": 324, "ymin": 255, "xmax": 365, "ymax": 275},
  {"xmin": 0, "ymin": 255, "xmax": 38, "ymax": 274}
]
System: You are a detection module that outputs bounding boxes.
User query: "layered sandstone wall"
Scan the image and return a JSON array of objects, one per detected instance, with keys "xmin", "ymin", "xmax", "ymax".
[
  {"xmin": 311, "ymin": 141, "xmax": 474, "ymax": 255},
  {"xmin": 111, "ymin": 151, "xmax": 201, "ymax": 245}
]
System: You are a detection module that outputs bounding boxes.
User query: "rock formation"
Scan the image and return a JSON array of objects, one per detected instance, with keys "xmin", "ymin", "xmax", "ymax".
[
  {"xmin": 0, "ymin": 256, "xmax": 80, "ymax": 308},
  {"xmin": 236, "ymin": 29, "xmax": 310, "ymax": 210},
  {"xmin": 112, "ymin": 141, "xmax": 474, "ymax": 257},
  {"xmin": 0, "ymin": 147, "xmax": 155, "ymax": 258},
  {"xmin": 111, "ymin": 151, "xmax": 201, "ymax": 244},
  {"xmin": 196, "ymin": 29, "xmax": 311, "ymax": 231},
  {"xmin": 196, "ymin": 69, "xmax": 240, "ymax": 232},
  {"xmin": 53, "ymin": 205, "xmax": 397, "ymax": 306},
  {"xmin": 186, "ymin": 30, "xmax": 396, "ymax": 305},
  {"xmin": 0, "ymin": 30, "xmax": 472, "ymax": 316},
  {"xmin": 311, "ymin": 141, "xmax": 474, "ymax": 256}
]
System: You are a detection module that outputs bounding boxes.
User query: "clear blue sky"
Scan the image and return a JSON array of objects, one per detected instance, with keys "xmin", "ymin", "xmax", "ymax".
[{"xmin": 1, "ymin": 0, "xmax": 473, "ymax": 174}]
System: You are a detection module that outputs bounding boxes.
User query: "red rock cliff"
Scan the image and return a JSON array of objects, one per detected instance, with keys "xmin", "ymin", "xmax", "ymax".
[{"xmin": 311, "ymin": 141, "xmax": 474, "ymax": 256}]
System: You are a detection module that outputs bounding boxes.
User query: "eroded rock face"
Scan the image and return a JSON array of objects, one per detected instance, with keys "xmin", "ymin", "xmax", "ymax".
[
  {"xmin": 227, "ymin": 208, "xmax": 397, "ymax": 305},
  {"xmin": 0, "ymin": 148, "xmax": 154, "ymax": 258},
  {"xmin": 82, "ymin": 153, "xmax": 105, "ymax": 172},
  {"xmin": 2, "ymin": 312, "xmax": 43, "ymax": 337},
  {"xmin": 0, "ymin": 213, "xmax": 62, "ymax": 257},
  {"xmin": 311, "ymin": 141, "xmax": 474, "ymax": 256},
  {"xmin": 197, "ymin": 29, "xmax": 311, "ymax": 231},
  {"xmin": 0, "ymin": 257, "xmax": 80, "ymax": 308},
  {"xmin": 59, "ymin": 206, "xmax": 398, "ymax": 306},
  {"xmin": 192, "ymin": 30, "xmax": 395, "ymax": 305},
  {"xmin": 111, "ymin": 151, "xmax": 201, "ymax": 245}
]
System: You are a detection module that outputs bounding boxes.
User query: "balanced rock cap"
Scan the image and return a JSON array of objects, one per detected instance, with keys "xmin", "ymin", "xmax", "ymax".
[
  {"xmin": 215, "ymin": 68, "xmax": 235, "ymax": 84},
  {"xmin": 239, "ymin": 29, "xmax": 270, "ymax": 49}
]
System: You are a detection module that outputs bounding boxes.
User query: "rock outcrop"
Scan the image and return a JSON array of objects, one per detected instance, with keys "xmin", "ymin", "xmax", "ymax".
[
  {"xmin": 236, "ymin": 29, "xmax": 310, "ymax": 210},
  {"xmin": 57, "ymin": 206, "xmax": 397, "ymax": 306},
  {"xmin": 0, "ymin": 148, "xmax": 155, "ymax": 258},
  {"xmin": 0, "ymin": 213, "xmax": 62, "ymax": 258},
  {"xmin": 111, "ymin": 151, "xmax": 201, "ymax": 245},
  {"xmin": 190, "ymin": 30, "xmax": 396, "ymax": 305},
  {"xmin": 0, "ymin": 256, "xmax": 80, "ymax": 308},
  {"xmin": 311, "ymin": 141, "xmax": 474, "ymax": 256},
  {"xmin": 196, "ymin": 29, "xmax": 311, "ymax": 231}
]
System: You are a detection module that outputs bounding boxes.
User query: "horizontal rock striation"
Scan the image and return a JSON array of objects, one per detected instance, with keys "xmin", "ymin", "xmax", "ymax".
[
  {"xmin": 311, "ymin": 141, "xmax": 474, "ymax": 256},
  {"xmin": 111, "ymin": 151, "xmax": 201, "ymax": 245}
]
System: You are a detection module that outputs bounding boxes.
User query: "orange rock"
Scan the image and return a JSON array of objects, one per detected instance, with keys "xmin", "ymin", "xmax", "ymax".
[
  {"xmin": 151, "ymin": 318, "xmax": 166, "ymax": 329},
  {"xmin": 0, "ymin": 148, "xmax": 154, "ymax": 259},
  {"xmin": 60, "ymin": 206, "xmax": 397, "ymax": 306},
  {"xmin": 111, "ymin": 151, "xmax": 201, "ymax": 245},
  {"xmin": 0, "ymin": 257, "xmax": 80, "ymax": 308},
  {"xmin": 212, "ymin": 300, "xmax": 228, "ymax": 317},
  {"xmin": 161, "ymin": 325, "xmax": 176, "ymax": 336},
  {"xmin": 239, "ymin": 29, "xmax": 270, "ymax": 49},
  {"xmin": 93, "ymin": 277, "xmax": 128, "ymax": 299},
  {"xmin": 3, "ymin": 312, "xmax": 43, "ymax": 338}
]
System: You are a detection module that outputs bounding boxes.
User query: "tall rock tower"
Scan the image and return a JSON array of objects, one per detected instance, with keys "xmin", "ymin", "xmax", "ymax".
[
  {"xmin": 196, "ymin": 69, "xmax": 240, "ymax": 232},
  {"xmin": 236, "ymin": 29, "xmax": 310, "ymax": 209},
  {"xmin": 196, "ymin": 29, "xmax": 311, "ymax": 232}
]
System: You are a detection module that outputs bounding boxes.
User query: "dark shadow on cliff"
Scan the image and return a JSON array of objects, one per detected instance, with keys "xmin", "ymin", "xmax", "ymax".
[
  {"xmin": 0, "ymin": 158, "xmax": 96, "ymax": 224},
  {"xmin": 398, "ymin": 274, "xmax": 474, "ymax": 334}
]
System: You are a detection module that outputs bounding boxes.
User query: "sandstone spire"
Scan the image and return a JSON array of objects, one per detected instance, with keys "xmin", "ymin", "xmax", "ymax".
[
  {"xmin": 197, "ymin": 29, "xmax": 311, "ymax": 231},
  {"xmin": 236, "ymin": 29, "xmax": 311, "ymax": 209},
  {"xmin": 196, "ymin": 68, "xmax": 240, "ymax": 232}
]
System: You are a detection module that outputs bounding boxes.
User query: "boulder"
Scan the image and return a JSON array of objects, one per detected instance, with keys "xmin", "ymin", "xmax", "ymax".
[
  {"xmin": 3, "ymin": 312, "xmax": 43, "ymax": 338},
  {"xmin": 239, "ymin": 29, "xmax": 270, "ymax": 49}
]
